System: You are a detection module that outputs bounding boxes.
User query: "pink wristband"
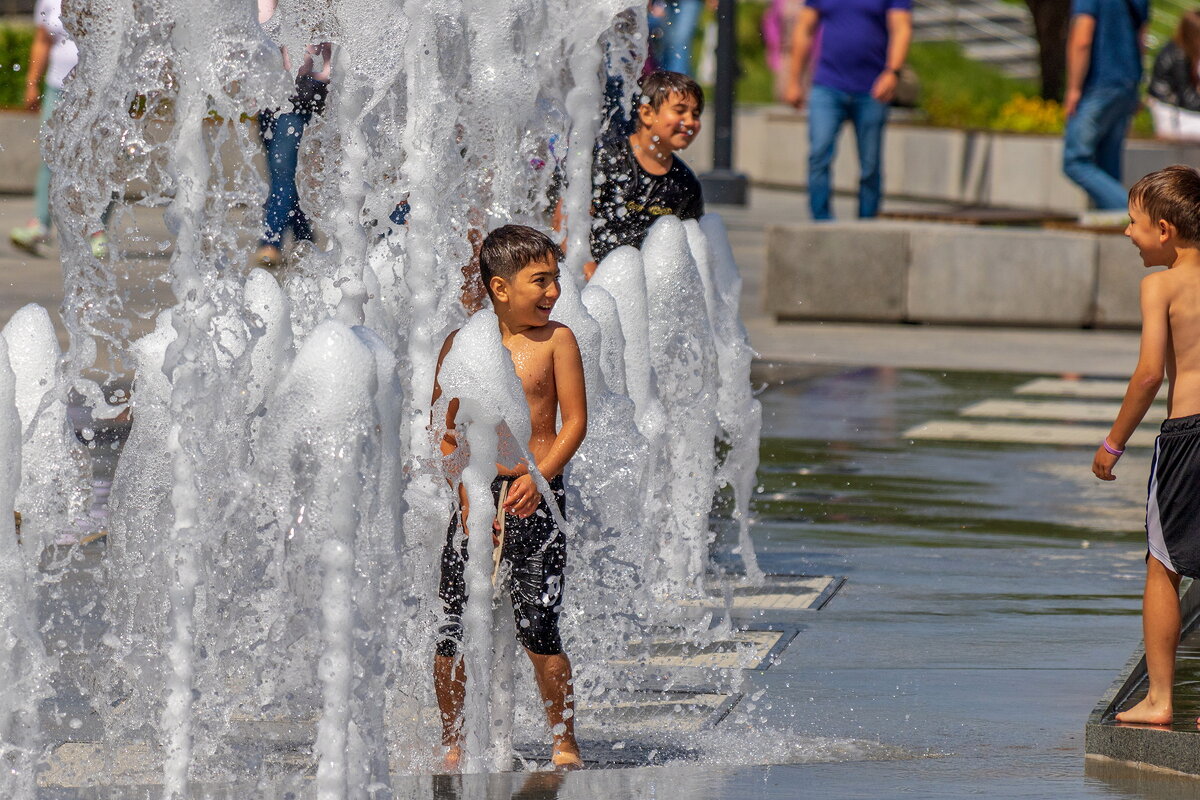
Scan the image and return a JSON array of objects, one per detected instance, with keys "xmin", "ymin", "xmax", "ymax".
[{"xmin": 1102, "ymin": 438, "xmax": 1125, "ymax": 457}]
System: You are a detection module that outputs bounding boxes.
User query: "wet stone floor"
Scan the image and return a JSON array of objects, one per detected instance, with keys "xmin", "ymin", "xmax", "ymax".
[{"xmin": 39, "ymin": 363, "xmax": 1200, "ymax": 798}]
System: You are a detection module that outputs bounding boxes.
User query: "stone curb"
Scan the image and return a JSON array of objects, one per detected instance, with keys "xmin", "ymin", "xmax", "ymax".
[
  {"xmin": 765, "ymin": 221, "xmax": 1160, "ymax": 329},
  {"xmin": 1084, "ymin": 578, "xmax": 1200, "ymax": 776},
  {"xmin": 0, "ymin": 110, "xmax": 41, "ymax": 193}
]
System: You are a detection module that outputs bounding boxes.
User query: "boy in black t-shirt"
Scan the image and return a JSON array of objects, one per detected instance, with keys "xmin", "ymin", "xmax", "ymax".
[{"xmin": 586, "ymin": 70, "xmax": 705, "ymax": 279}]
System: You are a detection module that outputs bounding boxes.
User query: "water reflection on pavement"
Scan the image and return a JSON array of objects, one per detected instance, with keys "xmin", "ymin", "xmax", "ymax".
[
  {"xmin": 384, "ymin": 364, "xmax": 1183, "ymax": 799},
  {"xmin": 43, "ymin": 364, "xmax": 1195, "ymax": 799}
]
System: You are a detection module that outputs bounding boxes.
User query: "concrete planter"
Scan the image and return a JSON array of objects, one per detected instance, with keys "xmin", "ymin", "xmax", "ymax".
[
  {"xmin": 691, "ymin": 108, "xmax": 1200, "ymax": 217},
  {"xmin": 0, "ymin": 110, "xmax": 41, "ymax": 193},
  {"xmin": 766, "ymin": 220, "xmax": 1151, "ymax": 329}
]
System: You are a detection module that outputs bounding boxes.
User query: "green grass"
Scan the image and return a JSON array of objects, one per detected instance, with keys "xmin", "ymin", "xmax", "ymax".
[
  {"xmin": 0, "ymin": 20, "xmax": 34, "ymax": 109},
  {"xmin": 908, "ymin": 40, "xmax": 1040, "ymax": 129},
  {"xmin": 694, "ymin": 1, "xmax": 776, "ymax": 105}
]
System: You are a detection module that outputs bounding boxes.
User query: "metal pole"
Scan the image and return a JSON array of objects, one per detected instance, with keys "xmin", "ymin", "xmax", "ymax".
[{"xmin": 700, "ymin": 0, "xmax": 748, "ymax": 205}]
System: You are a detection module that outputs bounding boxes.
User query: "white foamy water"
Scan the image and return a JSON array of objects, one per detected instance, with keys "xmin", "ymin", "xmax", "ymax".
[{"xmin": 0, "ymin": 0, "xmax": 767, "ymax": 793}]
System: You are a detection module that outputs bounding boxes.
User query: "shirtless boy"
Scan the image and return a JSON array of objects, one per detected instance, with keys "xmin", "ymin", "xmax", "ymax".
[
  {"xmin": 431, "ymin": 225, "xmax": 587, "ymax": 769},
  {"xmin": 585, "ymin": 70, "xmax": 705, "ymax": 279},
  {"xmin": 1093, "ymin": 165, "xmax": 1200, "ymax": 725}
]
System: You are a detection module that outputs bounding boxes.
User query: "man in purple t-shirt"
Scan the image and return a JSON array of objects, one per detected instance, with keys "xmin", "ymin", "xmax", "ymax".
[{"xmin": 784, "ymin": 0, "xmax": 913, "ymax": 220}]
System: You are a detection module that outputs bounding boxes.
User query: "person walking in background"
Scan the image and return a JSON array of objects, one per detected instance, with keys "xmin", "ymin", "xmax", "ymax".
[
  {"xmin": 763, "ymin": 0, "xmax": 805, "ymax": 103},
  {"xmin": 255, "ymin": 0, "xmax": 331, "ymax": 268},
  {"xmin": 649, "ymin": 0, "xmax": 706, "ymax": 76},
  {"xmin": 1063, "ymin": 0, "xmax": 1148, "ymax": 220},
  {"xmin": 9, "ymin": 0, "xmax": 108, "ymax": 259},
  {"xmin": 1147, "ymin": 11, "xmax": 1200, "ymax": 142},
  {"xmin": 784, "ymin": 0, "xmax": 913, "ymax": 221}
]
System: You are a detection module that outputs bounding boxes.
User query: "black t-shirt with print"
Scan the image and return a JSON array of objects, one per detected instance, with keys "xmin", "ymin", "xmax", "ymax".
[{"xmin": 590, "ymin": 134, "xmax": 705, "ymax": 263}]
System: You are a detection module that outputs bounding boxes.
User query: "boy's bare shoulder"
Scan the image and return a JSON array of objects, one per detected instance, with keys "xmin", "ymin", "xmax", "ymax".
[
  {"xmin": 1141, "ymin": 270, "xmax": 1174, "ymax": 299},
  {"xmin": 547, "ymin": 321, "xmax": 579, "ymax": 348}
]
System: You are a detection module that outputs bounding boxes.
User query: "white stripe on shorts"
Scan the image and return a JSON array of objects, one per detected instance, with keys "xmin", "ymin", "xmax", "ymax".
[{"xmin": 1146, "ymin": 437, "xmax": 1178, "ymax": 573}]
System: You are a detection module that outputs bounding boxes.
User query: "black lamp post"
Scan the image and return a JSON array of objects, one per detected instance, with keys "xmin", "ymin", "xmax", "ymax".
[{"xmin": 699, "ymin": 0, "xmax": 748, "ymax": 206}]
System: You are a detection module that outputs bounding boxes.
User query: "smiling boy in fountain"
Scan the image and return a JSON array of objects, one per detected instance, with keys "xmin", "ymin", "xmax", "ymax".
[
  {"xmin": 584, "ymin": 69, "xmax": 705, "ymax": 280},
  {"xmin": 431, "ymin": 224, "xmax": 587, "ymax": 771},
  {"xmin": 1093, "ymin": 165, "xmax": 1200, "ymax": 726}
]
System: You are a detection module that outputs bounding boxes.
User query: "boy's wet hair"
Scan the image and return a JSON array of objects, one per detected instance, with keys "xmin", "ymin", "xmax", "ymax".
[
  {"xmin": 479, "ymin": 225, "xmax": 562, "ymax": 295},
  {"xmin": 634, "ymin": 70, "xmax": 704, "ymax": 129},
  {"xmin": 1130, "ymin": 165, "xmax": 1200, "ymax": 242}
]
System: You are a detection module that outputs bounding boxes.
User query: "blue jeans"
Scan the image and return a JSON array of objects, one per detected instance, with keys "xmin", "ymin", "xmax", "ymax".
[
  {"xmin": 1063, "ymin": 84, "xmax": 1139, "ymax": 210},
  {"xmin": 651, "ymin": 0, "xmax": 703, "ymax": 75},
  {"xmin": 259, "ymin": 109, "xmax": 313, "ymax": 247},
  {"xmin": 34, "ymin": 86, "xmax": 61, "ymax": 229},
  {"xmin": 807, "ymin": 84, "xmax": 890, "ymax": 221}
]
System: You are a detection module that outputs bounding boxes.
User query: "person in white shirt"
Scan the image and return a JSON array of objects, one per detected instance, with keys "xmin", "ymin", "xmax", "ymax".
[{"xmin": 9, "ymin": 0, "xmax": 108, "ymax": 259}]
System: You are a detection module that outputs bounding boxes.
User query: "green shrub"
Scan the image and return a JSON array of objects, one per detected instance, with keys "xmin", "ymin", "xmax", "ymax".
[
  {"xmin": 993, "ymin": 95, "xmax": 1064, "ymax": 134},
  {"xmin": 0, "ymin": 20, "xmax": 35, "ymax": 110},
  {"xmin": 908, "ymin": 41, "xmax": 1041, "ymax": 130},
  {"xmin": 695, "ymin": 1, "xmax": 776, "ymax": 105}
]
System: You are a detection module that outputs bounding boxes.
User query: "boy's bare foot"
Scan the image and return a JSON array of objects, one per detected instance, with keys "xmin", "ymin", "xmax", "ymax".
[
  {"xmin": 550, "ymin": 743, "xmax": 584, "ymax": 770},
  {"xmin": 439, "ymin": 742, "xmax": 463, "ymax": 773},
  {"xmin": 1115, "ymin": 696, "xmax": 1173, "ymax": 725}
]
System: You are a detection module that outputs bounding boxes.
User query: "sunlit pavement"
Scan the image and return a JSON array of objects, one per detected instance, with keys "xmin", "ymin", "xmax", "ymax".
[{"xmin": 4, "ymin": 190, "xmax": 1187, "ymax": 797}]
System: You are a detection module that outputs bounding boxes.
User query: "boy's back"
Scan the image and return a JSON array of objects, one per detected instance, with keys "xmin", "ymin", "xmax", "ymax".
[{"xmin": 1146, "ymin": 266, "xmax": 1200, "ymax": 416}]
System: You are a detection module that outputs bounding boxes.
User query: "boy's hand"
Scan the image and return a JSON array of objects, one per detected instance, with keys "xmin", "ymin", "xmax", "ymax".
[
  {"xmin": 503, "ymin": 474, "xmax": 540, "ymax": 518},
  {"xmin": 1092, "ymin": 445, "xmax": 1120, "ymax": 481}
]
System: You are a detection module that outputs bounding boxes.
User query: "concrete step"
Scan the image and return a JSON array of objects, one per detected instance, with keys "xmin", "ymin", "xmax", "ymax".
[
  {"xmin": 965, "ymin": 40, "xmax": 1039, "ymax": 60},
  {"xmin": 1086, "ymin": 578, "xmax": 1200, "ymax": 776},
  {"xmin": 915, "ymin": 5, "xmax": 1032, "ymax": 28},
  {"xmin": 917, "ymin": 23, "xmax": 1029, "ymax": 43},
  {"xmin": 912, "ymin": 0, "xmax": 1038, "ymax": 80}
]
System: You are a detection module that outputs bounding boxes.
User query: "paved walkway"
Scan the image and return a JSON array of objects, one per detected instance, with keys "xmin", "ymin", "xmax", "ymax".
[
  {"xmin": 0, "ymin": 189, "xmax": 1143, "ymax": 379},
  {"xmin": 716, "ymin": 187, "xmax": 1142, "ymax": 378}
]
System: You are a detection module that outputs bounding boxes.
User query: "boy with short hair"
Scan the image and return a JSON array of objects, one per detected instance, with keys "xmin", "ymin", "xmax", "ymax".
[
  {"xmin": 1093, "ymin": 164, "xmax": 1200, "ymax": 725},
  {"xmin": 586, "ymin": 70, "xmax": 706, "ymax": 279},
  {"xmin": 431, "ymin": 224, "xmax": 588, "ymax": 769}
]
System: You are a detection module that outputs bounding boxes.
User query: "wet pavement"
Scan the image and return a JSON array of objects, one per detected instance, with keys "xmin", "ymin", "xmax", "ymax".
[{"xmin": 39, "ymin": 362, "xmax": 1190, "ymax": 798}]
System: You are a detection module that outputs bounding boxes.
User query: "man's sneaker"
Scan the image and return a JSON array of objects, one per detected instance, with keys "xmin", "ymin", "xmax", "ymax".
[
  {"xmin": 9, "ymin": 221, "xmax": 48, "ymax": 256},
  {"xmin": 1079, "ymin": 210, "xmax": 1130, "ymax": 229},
  {"xmin": 89, "ymin": 231, "xmax": 109, "ymax": 260}
]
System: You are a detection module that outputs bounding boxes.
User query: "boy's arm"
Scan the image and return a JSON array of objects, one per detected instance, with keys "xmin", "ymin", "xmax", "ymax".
[
  {"xmin": 431, "ymin": 331, "xmax": 460, "ymax": 457},
  {"xmin": 1093, "ymin": 274, "xmax": 1168, "ymax": 480},
  {"xmin": 504, "ymin": 327, "xmax": 587, "ymax": 517}
]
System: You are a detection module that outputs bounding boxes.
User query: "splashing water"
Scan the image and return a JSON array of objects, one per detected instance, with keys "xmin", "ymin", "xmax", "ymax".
[{"xmin": 0, "ymin": 0, "xmax": 771, "ymax": 793}]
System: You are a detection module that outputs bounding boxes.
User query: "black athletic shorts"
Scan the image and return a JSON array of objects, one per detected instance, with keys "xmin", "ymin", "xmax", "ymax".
[
  {"xmin": 436, "ymin": 475, "xmax": 567, "ymax": 657},
  {"xmin": 1146, "ymin": 414, "xmax": 1200, "ymax": 578}
]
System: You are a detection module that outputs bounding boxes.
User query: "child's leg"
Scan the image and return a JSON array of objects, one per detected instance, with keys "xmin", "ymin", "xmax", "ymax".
[
  {"xmin": 433, "ymin": 653, "xmax": 466, "ymax": 767},
  {"xmin": 526, "ymin": 650, "xmax": 583, "ymax": 768},
  {"xmin": 1116, "ymin": 555, "xmax": 1182, "ymax": 725},
  {"xmin": 433, "ymin": 509, "xmax": 470, "ymax": 769}
]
